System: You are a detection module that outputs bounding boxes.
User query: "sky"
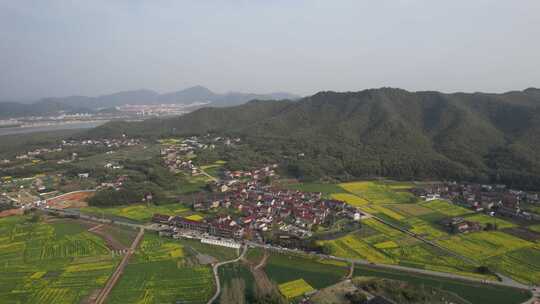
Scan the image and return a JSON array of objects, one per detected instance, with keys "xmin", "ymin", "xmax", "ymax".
[{"xmin": 1, "ymin": 0, "xmax": 539, "ymax": 101}]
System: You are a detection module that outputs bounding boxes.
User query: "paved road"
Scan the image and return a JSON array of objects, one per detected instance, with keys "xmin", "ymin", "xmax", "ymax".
[
  {"xmin": 94, "ymin": 228, "xmax": 145, "ymax": 304},
  {"xmin": 206, "ymin": 245, "xmax": 248, "ymax": 304},
  {"xmin": 247, "ymin": 241, "xmax": 533, "ymax": 290}
]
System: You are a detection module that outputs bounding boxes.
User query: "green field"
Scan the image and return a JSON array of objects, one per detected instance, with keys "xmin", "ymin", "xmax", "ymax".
[
  {"xmin": 421, "ymin": 199, "xmax": 471, "ymax": 216},
  {"xmin": 353, "ymin": 264, "xmax": 531, "ymax": 304},
  {"xmin": 462, "ymin": 213, "xmax": 517, "ymax": 229},
  {"xmin": 339, "ymin": 181, "xmax": 417, "ymax": 204},
  {"xmin": 278, "ymin": 279, "xmax": 315, "ymax": 299},
  {"xmin": 265, "ymin": 252, "xmax": 347, "ymax": 289},
  {"xmin": 77, "ymin": 202, "xmax": 193, "ymax": 223},
  {"xmin": 218, "ymin": 263, "xmax": 257, "ymax": 303},
  {"xmin": 437, "ymin": 231, "xmax": 531, "ymax": 261},
  {"xmin": 529, "ymin": 224, "xmax": 540, "ymax": 233},
  {"xmin": 108, "ymin": 233, "xmax": 215, "ymax": 304},
  {"xmin": 0, "ymin": 216, "xmax": 118, "ymax": 304},
  {"xmin": 285, "ymin": 182, "xmax": 349, "ymax": 195}
]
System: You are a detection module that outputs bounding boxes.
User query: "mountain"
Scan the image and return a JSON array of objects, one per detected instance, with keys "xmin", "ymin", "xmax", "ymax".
[
  {"xmin": 0, "ymin": 86, "xmax": 299, "ymax": 118},
  {"xmin": 86, "ymin": 87, "xmax": 540, "ymax": 189}
]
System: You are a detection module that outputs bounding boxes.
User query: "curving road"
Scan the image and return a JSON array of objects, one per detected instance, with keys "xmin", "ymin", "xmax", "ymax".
[{"xmin": 206, "ymin": 245, "xmax": 248, "ymax": 304}]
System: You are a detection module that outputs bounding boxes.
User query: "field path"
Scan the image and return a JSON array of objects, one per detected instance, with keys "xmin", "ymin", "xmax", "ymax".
[
  {"xmin": 207, "ymin": 245, "xmax": 247, "ymax": 304},
  {"xmin": 93, "ymin": 227, "xmax": 144, "ymax": 304},
  {"xmin": 254, "ymin": 250, "xmax": 269, "ymax": 270},
  {"xmin": 88, "ymin": 224, "xmax": 104, "ymax": 232}
]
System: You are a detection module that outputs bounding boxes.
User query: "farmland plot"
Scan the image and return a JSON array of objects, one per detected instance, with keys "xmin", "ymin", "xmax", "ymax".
[
  {"xmin": 265, "ymin": 253, "xmax": 347, "ymax": 289},
  {"xmin": 421, "ymin": 200, "xmax": 471, "ymax": 216},
  {"xmin": 339, "ymin": 181, "xmax": 417, "ymax": 204},
  {"xmin": 0, "ymin": 216, "xmax": 118, "ymax": 304},
  {"xmin": 278, "ymin": 279, "xmax": 315, "ymax": 299},
  {"xmin": 436, "ymin": 231, "xmax": 532, "ymax": 261},
  {"xmin": 108, "ymin": 234, "xmax": 214, "ymax": 304}
]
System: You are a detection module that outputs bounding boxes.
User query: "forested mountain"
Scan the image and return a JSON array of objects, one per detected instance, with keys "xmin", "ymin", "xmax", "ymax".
[
  {"xmin": 86, "ymin": 87, "xmax": 540, "ymax": 189},
  {"xmin": 0, "ymin": 86, "xmax": 299, "ymax": 118}
]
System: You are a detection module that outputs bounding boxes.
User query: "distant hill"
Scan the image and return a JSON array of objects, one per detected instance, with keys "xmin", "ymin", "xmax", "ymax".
[
  {"xmin": 87, "ymin": 87, "xmax": 540, "ymax": 189},
  {"xmin": 0, "ymin": 86, "xmax": 300, "ymax": 119},
  {"xmin": 0, "ymin": 100, "xmax": 95, "ymax": 119}
]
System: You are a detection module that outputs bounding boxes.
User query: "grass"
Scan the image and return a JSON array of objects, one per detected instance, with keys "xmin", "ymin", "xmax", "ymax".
[
  {"xmin": 176, "ymin": 237, "xmax": 239, "ymax": 262},
  {"xmin": 0, "ymin": 216, "xmax": 118, "ymax": 304},
  {"xmin": 265, "ymin": 252, "xmax": 347, "ymax": 289},
  {"xmin": 278, "ymin": 279, "xmax": 315, "ymax": 299}
]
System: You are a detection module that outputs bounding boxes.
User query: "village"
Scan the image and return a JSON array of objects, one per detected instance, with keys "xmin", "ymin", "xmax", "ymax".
[
  {"xmin": 412, "ymin": 182, "xmax": 540, "ymax": 233},
  {"xmin": 152, "ymin": 163, "xmax": 362, "ymax": 248}
]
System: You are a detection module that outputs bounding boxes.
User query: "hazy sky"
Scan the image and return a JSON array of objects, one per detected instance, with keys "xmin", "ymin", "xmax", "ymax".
[{"xmin": 1, "ymin": 0, "xmax": 539, "ymax": 100}]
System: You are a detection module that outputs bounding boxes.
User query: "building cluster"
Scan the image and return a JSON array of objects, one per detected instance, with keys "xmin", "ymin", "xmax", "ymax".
[
  {"xmin": 441, "ymin": 217, "xmax": 482, "ymax": 234},
  {"xmin": 7, "ymin": 138, "xmax": 141, "ymax": 164},
  {"xmin": 15, "ymin": 147, "xmax": 63, "ymax": 161},
  {"xmin": 412, "ymin": 182, "xmax": 540, "ymax": 220},
  {"xmin": 160, "ymin": 136, "xmax": 240, "ymax": 174},
  {"xmin": 154, "ymin": 165, "xmax": 360, "ymax": 243},
  {"xmin": 97, "ymin": 175, "xmax": 129, "ymax": 191},
  {"xmin": 61, "ymin": 137, "xmax": 141, "ymax": 148}
]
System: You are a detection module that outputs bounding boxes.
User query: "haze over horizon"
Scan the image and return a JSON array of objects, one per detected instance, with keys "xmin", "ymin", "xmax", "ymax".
[{"xmin": 1, "ymin": 0, "xmax": 539, "ymax": 101}]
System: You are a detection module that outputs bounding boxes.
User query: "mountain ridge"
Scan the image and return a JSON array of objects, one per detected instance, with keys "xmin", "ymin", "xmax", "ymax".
[
  {"xmin": 85, "ymin": 87, "xmax": 540, "ymax": 189},
  {"xmin": 0, "ymin": 86, "xmax": 300, "ymax": 118}
]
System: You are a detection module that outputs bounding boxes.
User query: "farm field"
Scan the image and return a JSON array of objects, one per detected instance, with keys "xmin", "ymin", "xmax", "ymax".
[
  {"xmin": 278, "ymin": 279, "xmax": 315, "ymax": 299},
  {"xmin": 108, "ymin": 233, "xmax": 215, "ymax": 304},
  {"xmin": 285, "ymin": 180, "xmax": 540, "ymax": 285},
  {"xmin": 339, "ymin": 181, "xmax": 417, "ymax": 204},
  {"xmin": 0, "ymin": 216, "xmax": 119, "ymax": 304},
  {"xmin": 462, "ymin": 213, "xmax": 517, "ymax": 229},
  {"xmin": 486, "ymin": 246, "xmax": 540, "ymax": 285},
  {"xmin": 77, "ymin": 202, "xmax": 193, "ymax": 223},
  {"xmin": 353, "ymin": 264, "xmax": 531, "ymax": 304},
  {"xmin": 436, "ymin": 231, "xmax": 532, "ymax": 261},
  {"xmin": 285, "ymin": 182, "xmax": 349, "ymax": 195},
  {"xmin": 320, "ymin": 228, "xmax": 492, "ymax": 280},
  {"xmin": 421, "ymin": 199, "xmax": 471, "ymax": 216},
  {"xmin": 264, "ymin": 252, "xmax": 348, "ymax": 289},
  {"xmin": 218, "ymin": 263, "xmax": 257, "ymax": 303},
  {"xmin": 330, "ymin": 193, "xmax": 369, "ymax": 207},
  {"xmin": 529, "ymin": 224, "xmax": 540, "ymax": 233}
]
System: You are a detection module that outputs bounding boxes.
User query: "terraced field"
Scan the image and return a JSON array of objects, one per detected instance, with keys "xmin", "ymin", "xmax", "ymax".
[{"xmin": 0, "ymin": 216, "xmax": 118, "ymax": 304}]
